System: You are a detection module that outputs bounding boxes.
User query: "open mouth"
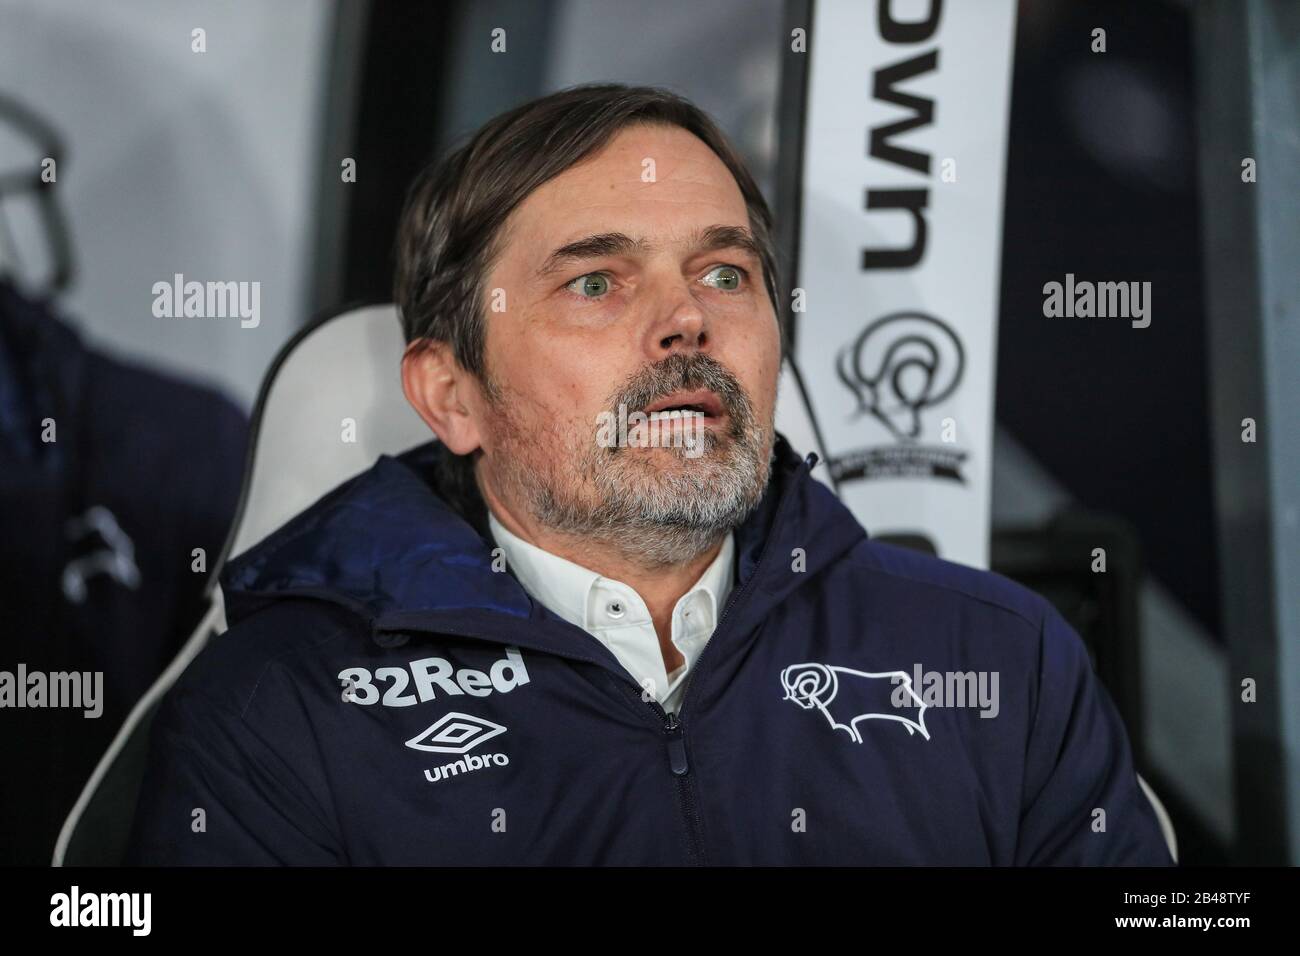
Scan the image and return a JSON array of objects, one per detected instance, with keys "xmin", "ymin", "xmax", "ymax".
[{"xmin": 642, "ymin": 389, "xmax": 725, "ymax": 423}]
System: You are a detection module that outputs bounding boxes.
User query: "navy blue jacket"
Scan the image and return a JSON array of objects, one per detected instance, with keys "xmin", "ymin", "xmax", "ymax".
[{"xmin": 126, "ymin": 437, "xmax": 1174, "ymax": 865}]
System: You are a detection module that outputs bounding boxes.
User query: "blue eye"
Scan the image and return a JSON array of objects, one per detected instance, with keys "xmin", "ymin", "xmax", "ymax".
[
  {"xmin": 703, "ymin": 265, "xmax": 745, "ymax": 291},
  {"xmin": 567, "ymin": 273, "xmax": 611, "ymax": 298}
]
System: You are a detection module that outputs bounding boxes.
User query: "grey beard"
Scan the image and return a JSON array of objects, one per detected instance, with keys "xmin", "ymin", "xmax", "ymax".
[
  {"xmin": 526, "ymin": 431, "xmax": 772, "ymax": 567},
  {"xmin": 489, "ymin": 353, "xmax": 775, "ymax": 569}
]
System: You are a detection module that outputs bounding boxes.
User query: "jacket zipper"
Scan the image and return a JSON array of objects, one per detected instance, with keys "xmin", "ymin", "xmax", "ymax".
[
  {"xmin": 661, "ymin": 709, "xmax": 705, "ymax": 865},
  {"xmin": 633, "ymin": 454, "xmax": 814, "ymax": 866}
]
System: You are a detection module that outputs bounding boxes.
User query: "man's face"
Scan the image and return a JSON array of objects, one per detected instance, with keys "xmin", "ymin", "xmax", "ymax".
[{"xmin": 472, "ymin": 122, "xmax": 781, "ymax": 566}]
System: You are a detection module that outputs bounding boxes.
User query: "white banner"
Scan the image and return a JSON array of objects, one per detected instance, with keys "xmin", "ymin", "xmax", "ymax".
[{"xmin": 791, "ymin": 0, "xmax": 1016, "ymax": 568}]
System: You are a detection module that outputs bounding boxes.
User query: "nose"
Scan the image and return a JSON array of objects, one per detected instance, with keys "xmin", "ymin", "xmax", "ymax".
[{"xmin": 645, "ymin": 279, "xmax": 710, "ymax": 360}]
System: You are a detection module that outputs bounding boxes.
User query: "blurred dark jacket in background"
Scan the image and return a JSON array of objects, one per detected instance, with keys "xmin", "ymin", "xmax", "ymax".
[{"xmin": 0, "ymin": 278, "xmax": 248, "ymax": 864}]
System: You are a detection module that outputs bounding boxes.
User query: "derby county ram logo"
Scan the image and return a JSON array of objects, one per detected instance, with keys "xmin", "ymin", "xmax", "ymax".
[
  {"xmin": 830, "ymin": 312, "xmax": 968, "ymax": 484},
  {"xmin": 781, "ymin": 662, "xmax": 930, "ymax": 742}
]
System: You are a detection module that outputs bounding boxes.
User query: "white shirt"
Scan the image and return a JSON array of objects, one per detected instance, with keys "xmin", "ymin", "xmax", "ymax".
[{"xmin": 487, "ymin": 512, "xmax": 735, "ymax": 715}]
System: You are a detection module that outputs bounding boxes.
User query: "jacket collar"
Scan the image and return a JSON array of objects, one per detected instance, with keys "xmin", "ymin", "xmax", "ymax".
[{"xmin": 221, "ymin": 434, "xmax": 867, "ymax": 665}]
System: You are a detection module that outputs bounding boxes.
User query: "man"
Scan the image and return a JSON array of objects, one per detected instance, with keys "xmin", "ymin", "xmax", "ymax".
[{"xmin": 127, "ymin": 84, "xmax": 1173, "ymax": 865}]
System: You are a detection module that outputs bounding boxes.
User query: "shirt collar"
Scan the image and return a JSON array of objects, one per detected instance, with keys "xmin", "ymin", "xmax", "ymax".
[
  {"xmin": 486, "ymin": 510, "xmax": 735, "ymax": 635},
  {"xmin": 680, "ymin": 531, "xmax": 734, "ymax": 628}
]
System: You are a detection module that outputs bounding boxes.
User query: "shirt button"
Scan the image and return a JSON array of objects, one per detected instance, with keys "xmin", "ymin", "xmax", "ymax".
[{"xmin": 606, "ymin": 600, "xmax": 625, "ymax": 619}]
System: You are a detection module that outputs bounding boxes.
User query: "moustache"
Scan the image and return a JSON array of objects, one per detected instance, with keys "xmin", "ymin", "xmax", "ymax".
[{"xmin": 608, "ymin": 354, "xmax": 752, "ymax": 440}]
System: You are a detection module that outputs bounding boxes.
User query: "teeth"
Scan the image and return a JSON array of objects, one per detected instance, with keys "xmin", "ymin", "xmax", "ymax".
[{"xmin": 648, "ymin": 409, "xmax": 703, "ymax": 422}]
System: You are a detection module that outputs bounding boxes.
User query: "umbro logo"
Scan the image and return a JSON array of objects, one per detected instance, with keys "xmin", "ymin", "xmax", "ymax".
[
  {"xmin": 406, "ymin": 711, "xmax": 507, "ymax": 753},
  {"xmin": 410, "ymin": 712, "xmax": 511, "ymax": 785}
]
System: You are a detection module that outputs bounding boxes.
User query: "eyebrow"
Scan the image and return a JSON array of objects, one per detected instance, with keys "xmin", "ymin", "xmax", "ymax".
[{"xmin": 533, "ymin": 224, "xmax": 762, "ymax": 280}]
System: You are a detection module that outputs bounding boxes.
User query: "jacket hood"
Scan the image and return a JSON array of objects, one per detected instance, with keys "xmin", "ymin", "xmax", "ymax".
[{"xmin": 221, "ymin": 434, "xmax": 867, "ymax": 658}]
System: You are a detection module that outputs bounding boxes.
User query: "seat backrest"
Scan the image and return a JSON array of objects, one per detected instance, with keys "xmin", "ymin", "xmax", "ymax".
[{"xmin": 226, "ymin": 303, "xmax": 431, "ymax": 560}]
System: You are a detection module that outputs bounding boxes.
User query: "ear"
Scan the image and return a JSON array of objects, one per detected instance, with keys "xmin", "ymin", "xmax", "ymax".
[{"xmin": 401, "ymin": 340, "xmax": 485, "ymax": 456}]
